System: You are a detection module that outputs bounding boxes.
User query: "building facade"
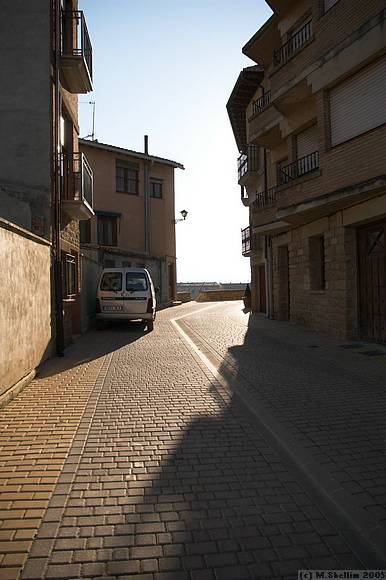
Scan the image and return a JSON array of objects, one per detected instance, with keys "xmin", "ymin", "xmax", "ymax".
[
  {"xmin": 228, "ymin": 0, "xmax": 386, "ymax": 342},
  {"xmin": 0, "ymin": 0, "xmax": 94, "ymax": 395},
  {"xmin": 78, "ymin": 139, "xmax": 184, "ymax": 330}
]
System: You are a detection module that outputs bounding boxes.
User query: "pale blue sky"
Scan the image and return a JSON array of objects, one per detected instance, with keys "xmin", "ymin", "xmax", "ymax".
[{"xmin": 79, "ymin": 0, "xmax": 272, "ymax": 282}]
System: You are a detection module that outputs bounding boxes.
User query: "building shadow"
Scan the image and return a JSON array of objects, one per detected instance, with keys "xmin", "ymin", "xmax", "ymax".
[{"xmin": 37, "ymin": 321, "xmax": 148, "ymax": 379}]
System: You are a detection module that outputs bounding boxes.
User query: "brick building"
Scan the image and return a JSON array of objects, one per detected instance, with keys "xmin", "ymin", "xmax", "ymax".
[
  {"xmin": 228, "ymin": 0, "xmax": 386, "ymax": 341},
  {"xmin": 78, "ymin": 139, "xmax": 184, "ymax": 330}
]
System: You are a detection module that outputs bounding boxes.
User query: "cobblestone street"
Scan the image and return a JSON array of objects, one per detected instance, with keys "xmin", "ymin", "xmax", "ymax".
[{"xmin": 0, "ymin": 301, "xmax": 385, "ymax": 580}]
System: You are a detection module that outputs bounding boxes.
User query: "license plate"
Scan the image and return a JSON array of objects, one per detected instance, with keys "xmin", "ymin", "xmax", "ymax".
[{"xmin": 103, "ymin": 305, "xmax": 123, "ymax": 311}]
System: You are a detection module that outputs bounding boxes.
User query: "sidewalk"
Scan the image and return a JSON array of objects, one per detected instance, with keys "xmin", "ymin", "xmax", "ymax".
[{"xmin": 0, "ymin": 302, "xmax": 383, "ymax": 579}]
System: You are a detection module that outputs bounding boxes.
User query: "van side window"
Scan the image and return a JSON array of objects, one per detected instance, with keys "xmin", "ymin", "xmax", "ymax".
[
  {"xmin": 100, "ymin": 272, "xmax": 122, "ymax": 291},
  {"xmin": 126, "ymin": 273, "xmax": 148, "ymax": 291}
]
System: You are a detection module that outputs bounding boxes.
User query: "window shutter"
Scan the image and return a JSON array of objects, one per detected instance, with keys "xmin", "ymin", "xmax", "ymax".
[
  {"xmin": 330, "ymin": 57, "xmax": 386, "ymax": 147},
  {"xmin": 296, "ymin": 124, "xmax": 318, "ymax": 159}
]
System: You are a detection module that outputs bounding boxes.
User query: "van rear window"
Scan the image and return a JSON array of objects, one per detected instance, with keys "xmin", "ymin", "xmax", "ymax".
[
  {"xmin": 100, "ymin": 272, "xmax": 122, "ymax": 291},
  {"xmin": 126, "ymin": 273, "xmax": 148, "ymax": 291}
]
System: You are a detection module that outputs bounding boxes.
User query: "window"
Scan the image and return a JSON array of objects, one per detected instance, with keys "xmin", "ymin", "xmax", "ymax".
[
  {"xmin": 150, "ymin": 179, "xmax": 163, "ymax": 199},
  {"xmin": 116, "ymin": 161, "xmax": 139, "ymax": 194},
  {"xmin": 63, "ymin": 253, "xmax": 77, "ymax": 298},
  {"xmin": 330, "ymin": 57, "xmax": 386, "ymax": 147},
  {"xmin": 126, "ymin": 272, "xmax": 148, "ymax": 292},
  {"xmin": 309, "ymin": 235, "xmax": 326, "ymax": 290},
  {"xmin": 97, "ymin": 215, "xmax": 118, "ymax": 246},
  {"xmin": 80, "ymin": 219, "xmax": 91, "ymax": 243},
  {"xmin": 100, "ymin": 272, "xmax": 122, "ymax": 291}
]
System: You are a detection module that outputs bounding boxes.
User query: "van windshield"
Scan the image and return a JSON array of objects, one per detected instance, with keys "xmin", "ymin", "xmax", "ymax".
[
  {"xmin": 126, "ymin": 273, "xmax": 148, "ymax": 292},
  {"xmin": 100, "ymin": 272, "xmax": 122, "ymax": 291}
]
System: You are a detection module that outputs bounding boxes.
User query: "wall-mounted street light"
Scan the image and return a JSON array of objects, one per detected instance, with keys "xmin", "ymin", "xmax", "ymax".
[{"xmin": 173, "ymin": 209, "xmax": 188, "ymax": 223}]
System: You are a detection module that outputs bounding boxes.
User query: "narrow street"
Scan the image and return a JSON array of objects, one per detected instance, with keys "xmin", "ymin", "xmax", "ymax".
[{"xmin": 0, "ymin": 301, "xmax": 385, "ymax": 580}]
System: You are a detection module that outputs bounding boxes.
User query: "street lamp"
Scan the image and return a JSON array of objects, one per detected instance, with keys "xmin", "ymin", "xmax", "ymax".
[{"xmin": 174, "ymin": 209, "xmax": 188, "ymax": 223}]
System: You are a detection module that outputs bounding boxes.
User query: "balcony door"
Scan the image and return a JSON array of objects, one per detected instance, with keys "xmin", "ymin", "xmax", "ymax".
[{"xmin": 358, "ymin": 222, "xmax": 386, "ymax": 343}]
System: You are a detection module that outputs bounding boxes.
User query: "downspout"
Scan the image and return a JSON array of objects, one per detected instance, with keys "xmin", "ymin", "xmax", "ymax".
[
  {"xmin": 53, "ymin": 0, "xmax": 64, "ymax": 355},
  {"xmin": 144, "ymin": 135, "xmax": 150, "ymax": 255},
  {"xmin": 263, "ymin": 147, "xmax": 273, "ymax": 318}
]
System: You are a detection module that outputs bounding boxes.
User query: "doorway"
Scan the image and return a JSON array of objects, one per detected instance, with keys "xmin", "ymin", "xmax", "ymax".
[{"xmin": 358, "ymin": 222, "xmax": 386, "ymax": 342}]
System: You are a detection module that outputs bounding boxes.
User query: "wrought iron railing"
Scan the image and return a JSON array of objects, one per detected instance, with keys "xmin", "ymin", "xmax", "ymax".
[
  {"xmin": 277, "ymin": 151, "xmax": 319, "ymax": 185},
  {"xmin": 61, "ymin": 10, "xmax": 93, "ymax": 81},
  {"xmin": 273, "ymin": 20, "xmax": 312, "ymax": 67},
  {"xmin": 237, "ymin": 146, "xmax": 259, "ymax": 181},
  {"xmin": 252, "ymin": 90, "xmax": 271, "ymax": 115},
  {"xmin": 253, "ymin": 187, "xmax": 277, "ymax": 209},
  {"xmin": 241, "ymin": 226, "xmax": 251, "ymax": 255},
  {"xmin": 60, "ymin": 152, "xmax": 93, "ymax": 209}
]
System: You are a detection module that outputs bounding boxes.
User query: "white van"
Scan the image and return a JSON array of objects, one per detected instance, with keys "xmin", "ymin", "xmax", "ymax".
[{"xmin": 96, "ymin": 268, "xmax": 156, "ymax": 331}]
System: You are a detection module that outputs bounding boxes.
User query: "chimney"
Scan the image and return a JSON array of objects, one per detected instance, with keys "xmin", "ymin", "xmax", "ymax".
[{"xmin": 144, "ymin": 135, "xmax": 148, "ymax": 155}]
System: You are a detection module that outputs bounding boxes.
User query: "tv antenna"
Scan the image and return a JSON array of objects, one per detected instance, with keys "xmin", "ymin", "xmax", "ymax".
[{"xmin": 80, "ymin": 101, "xmax": 96, "ymax": 140}]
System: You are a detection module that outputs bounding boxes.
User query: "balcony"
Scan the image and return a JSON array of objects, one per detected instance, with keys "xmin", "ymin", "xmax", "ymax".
[
  {"xmin": 241, "ymin": 226, "xmax": 252, "ymax": 256},
  {"xmin": 273, "ymin": 20, "xmax": 313, "ymax": 68},
  {"xmin": 238, "ymin": 146, "xmax": 259, "ymax": 186},
  {"xmin": 278, "ymin": 151, "xmax": 319, "ymax": 186},
  {"xmin": 251, "ymin": 187, "xmax": 277, "ymax": 211},
  {"xmin": 60, "ymin": 11, "xmax": 93, "ymax": 93},
  {"xmin": 252, "ymin": 91, "xmax": 271, "ymax": 115},
  {"xmin": 60, "ymin": 153, "xmax": 94, "ymax": 220}
]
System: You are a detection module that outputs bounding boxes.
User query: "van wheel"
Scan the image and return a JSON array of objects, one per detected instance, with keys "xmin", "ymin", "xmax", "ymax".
[
  {"xmin": 96, "ymin": 320, "xmax": 105, "ymax": 330},
  {"xmin": 147, "ymin": 320, "xmax": 154, "ymax": 332}
]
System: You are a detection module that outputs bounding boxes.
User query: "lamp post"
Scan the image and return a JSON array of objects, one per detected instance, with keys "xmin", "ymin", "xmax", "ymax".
[{"xmin": 174, "ymin": 209, "xmax": 188, "ymax": 223}]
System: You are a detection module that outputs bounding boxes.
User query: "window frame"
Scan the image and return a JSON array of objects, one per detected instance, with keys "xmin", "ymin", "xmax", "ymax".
[
  {"xmin": 150, "ymin": 178, "xmax": 163, "ymax": 199},
  {"xmin": 97, "ymin": 215, "xmax": 118, "ymax": 247},
  {"xmin": 309, "ymin": 235, "xmax": 326, "ymax": 291},
  {"xmin": 63, "ymin": 253, "xmax": 77, "ymax": 299},
  {"xmin": 116, "ymin": 160, "xmax": 139, "ymax": 195},
  {"xmin": 80, "ymin": 219, "xmax": 91, "ymax": 244}
]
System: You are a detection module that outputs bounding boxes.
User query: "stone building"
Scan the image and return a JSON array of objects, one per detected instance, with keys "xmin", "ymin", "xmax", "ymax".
[
  {"xmin": 0, "ymin": 0, "xmax": 94, "ymax": 396},
  {"xmin": 78, "ymin": 139, "xmax": 184, "ymax": 330},
  {"xmin": 228, "ymin": 0, "xmax": 386, "ymax": 342}
]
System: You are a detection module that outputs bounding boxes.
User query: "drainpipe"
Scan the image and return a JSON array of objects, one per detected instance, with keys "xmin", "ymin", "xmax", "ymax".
[
  {"xmin": 53, "ymin": 0, "xmax": 64, "ymax": 356},
  {"xmin": 263, "ymin": 147, "xmax": 273, "ymax": 318},
  {"xmin": 144, "ymin": 135, "xmax": 150, "ymax": 255}
]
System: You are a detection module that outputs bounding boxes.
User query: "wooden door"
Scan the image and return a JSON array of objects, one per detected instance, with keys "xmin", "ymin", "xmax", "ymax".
[
  {"xmin": 277, "ymin": 245, "xmax": 290, "ymax": 321},
  {"xmin": 358, "ymin": 222, "xmax": 386, "ymax": 342},
  {"xmin": 259, "ymin": 264, "xmax": 267, "ymax": 313}
]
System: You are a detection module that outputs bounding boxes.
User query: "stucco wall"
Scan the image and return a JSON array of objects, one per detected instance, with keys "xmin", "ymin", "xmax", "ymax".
[{"xmin": 0, "ymin": 220, "xmax": 52, "ymax": 396}]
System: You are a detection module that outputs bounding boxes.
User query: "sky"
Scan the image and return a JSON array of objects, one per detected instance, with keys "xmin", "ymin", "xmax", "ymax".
[{"xmin": 79, "ymin": 0, "xmax": 272, "ymax": 283}]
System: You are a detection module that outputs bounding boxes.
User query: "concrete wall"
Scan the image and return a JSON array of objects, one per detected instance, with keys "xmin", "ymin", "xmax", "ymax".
[
  {"xmin": 0, "ymin": 0, "xmax": 52, "ymax": 237},
  {"xmin": 0, "ymin": 219, "xmax": 52, "ymax": 396}
]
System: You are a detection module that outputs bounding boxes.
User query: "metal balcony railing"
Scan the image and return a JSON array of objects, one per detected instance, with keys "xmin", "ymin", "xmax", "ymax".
[
  {"xmin": 277, "ymin": 151, "xmax": 319, "ymax": 186},
  {"xmin": 60, "ymin": 152, "xmax": 93, "ymax": 209},
  {"xmin": 252, "ymin": 90, "xmax": 271, "ymax": 115},
  {"xmin": 253, "ymin": 187, "xmax": 277, "ymax": 209},
  {"xmin": 61, "ymin": 10, "xmax": 93, "ymax": 81},
  {"xmin": 241, "ymin": 226, "xmax": 251, "ymax": 255},
  {"xmin": 237, "ymin": 146, "xmax": 259, "ymax": 182},
  {"xmin": 273, "ymin": 20, "xmax": 312, "ymax": 67}
]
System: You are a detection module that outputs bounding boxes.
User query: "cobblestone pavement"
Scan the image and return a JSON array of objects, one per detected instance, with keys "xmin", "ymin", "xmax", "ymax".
[
  {"xmin": 178, "ymin": 303, "xmax": 386, "ymax": 538},
  {"xmin": 0, "ymin": 302, "xmax": 383, "ymax": 579}
]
